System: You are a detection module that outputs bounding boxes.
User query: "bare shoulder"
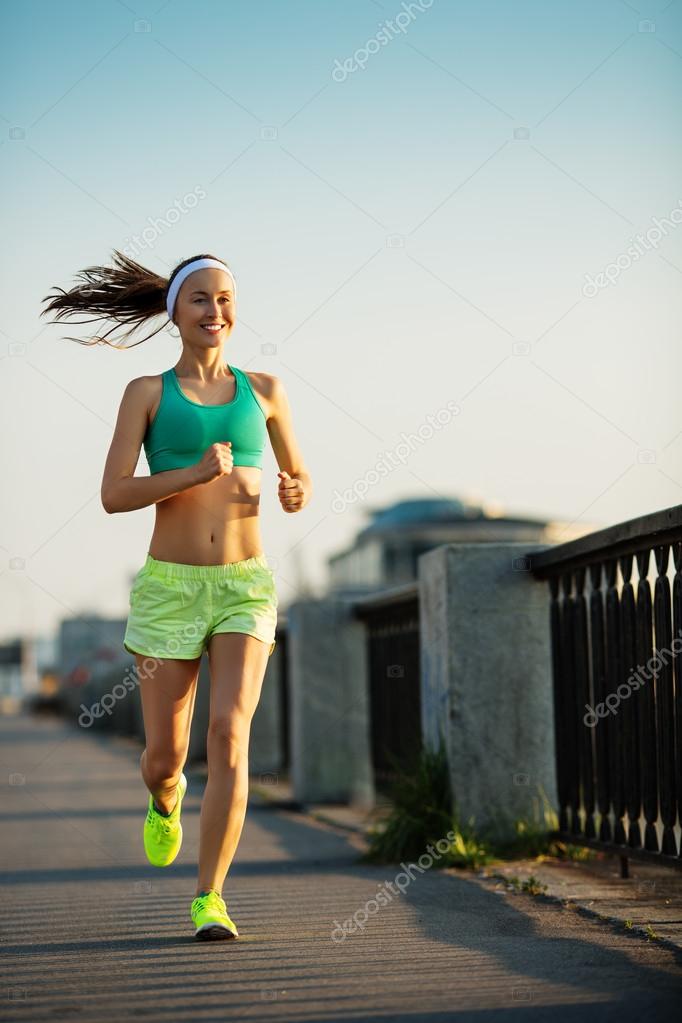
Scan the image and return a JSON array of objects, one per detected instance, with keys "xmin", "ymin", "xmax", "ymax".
[
  {"xmin": 120, "ymin": 373, "xmax": 163, "ymax": 425},
  {"xmin": 243, "ymin": 370, "xmax": 285, "ymax": 419},
  {"xmin": 122, "ymin": 373, "xmax": 162, "ymax": 395},
  {"xmin": 243, "ymin": 370, "xmax": 279, "ymax": 397}
]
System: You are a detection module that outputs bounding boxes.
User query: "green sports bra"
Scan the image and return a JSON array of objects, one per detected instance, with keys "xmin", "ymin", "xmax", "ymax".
[{"xmin": 143, "ymin": 363, "xmax": 267, "ymax": 475}]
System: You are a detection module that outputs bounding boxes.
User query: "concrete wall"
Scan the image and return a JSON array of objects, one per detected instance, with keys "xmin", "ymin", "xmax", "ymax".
[
  {"xmin": 68, "ymin": 661, "xmax": 138, "ymax": 734},
  {"xmin": 288, "ymin": 599, "xmax": 374, "ymax": 807},
  {"xmin": 419, "ymin": 542, "xmax": 557, "ymax": 843}
]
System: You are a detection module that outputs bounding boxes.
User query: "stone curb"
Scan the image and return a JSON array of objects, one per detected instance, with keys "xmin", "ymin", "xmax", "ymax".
[{"xmin": 475, "ymin": 866, "xmax": 682, "ymax": 960}]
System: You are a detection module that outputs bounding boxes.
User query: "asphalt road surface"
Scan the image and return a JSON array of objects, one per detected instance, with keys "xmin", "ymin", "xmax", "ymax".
[{"xmin": 1, "ymin": 711, "xmax": 681, "ymax": 1022}]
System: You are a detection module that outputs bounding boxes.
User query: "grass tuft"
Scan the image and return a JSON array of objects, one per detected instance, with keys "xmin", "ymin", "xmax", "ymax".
[{"xmin": 361, "ymin": 739, "xmax": 597, "ymax": 870}]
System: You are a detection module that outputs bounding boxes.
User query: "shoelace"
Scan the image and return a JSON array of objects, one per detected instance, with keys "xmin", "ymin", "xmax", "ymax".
[
  {"xmin": 148, "ymin": 805, "xmax": 175, "ymax": 835},
  {"xmin": 193, "ymin": 893, "xmax": 226, "ymax": 913},
  {"xmin": 192, "ymin": 893, "xmax": 237, "ymax": 935}
]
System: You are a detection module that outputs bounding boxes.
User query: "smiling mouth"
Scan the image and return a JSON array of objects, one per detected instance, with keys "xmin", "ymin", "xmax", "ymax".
[{"xmin": 201, "ymin": 324, "xmax": 224, "ymax": 333}]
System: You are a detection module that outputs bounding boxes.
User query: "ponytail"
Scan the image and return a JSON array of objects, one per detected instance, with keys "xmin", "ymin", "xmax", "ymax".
[{"xmin": 40, "ymin": 249, "xmax": 228, "ymax": 349}]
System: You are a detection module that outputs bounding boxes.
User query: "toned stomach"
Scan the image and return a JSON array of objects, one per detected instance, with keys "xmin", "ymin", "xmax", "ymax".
[{"xmin": 147, "ymin": 466, "xmax": 265, "ymax": 566}]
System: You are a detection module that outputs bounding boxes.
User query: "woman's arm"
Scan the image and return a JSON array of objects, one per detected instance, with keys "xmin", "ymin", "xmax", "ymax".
[
  {"xmin": 101, "ymin": 377, "xmax": 199, "ymax": 513},
  {"xmin": 261, "ymin": 375, "xmax": 312, "ymax": 513}
]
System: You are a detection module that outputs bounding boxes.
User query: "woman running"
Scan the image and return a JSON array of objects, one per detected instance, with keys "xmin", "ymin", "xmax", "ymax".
[{"xmin": 41, "ymin": 250, "xmax": 312, "ymax": 940}]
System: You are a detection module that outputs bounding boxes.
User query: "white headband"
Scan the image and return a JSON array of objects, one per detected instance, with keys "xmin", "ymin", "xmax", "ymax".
[{"xmin": 166, "ymin": 257, "xmax": 237, "ymax": 319}]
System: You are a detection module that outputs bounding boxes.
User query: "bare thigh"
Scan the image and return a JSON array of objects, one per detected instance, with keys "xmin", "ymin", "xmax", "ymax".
[
  {"xmin": 136, "ymin": 653, "xmax": 202, "ymax": 766},
  {"xmin": 206, "ymin": 634, "xmax": 270, "ymax": 767}
]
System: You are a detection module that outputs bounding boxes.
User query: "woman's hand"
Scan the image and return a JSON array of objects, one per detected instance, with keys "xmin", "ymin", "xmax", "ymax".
[
  {"xmin": 192, "ymin": 442, "xmax": 233, "ymax": 485},
  {"xmin": 277, "ymin": 470, "xmax": 308, "ymax": 513}
]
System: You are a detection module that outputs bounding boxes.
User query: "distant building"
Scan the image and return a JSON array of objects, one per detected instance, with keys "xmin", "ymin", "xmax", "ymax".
[
  {"xmin": 327, "ymin": 497, "xmax": 593, "ymax": 594},
  {"xmin": 0, "ymin": 637, "xmax": 39, "ymax": 712}
]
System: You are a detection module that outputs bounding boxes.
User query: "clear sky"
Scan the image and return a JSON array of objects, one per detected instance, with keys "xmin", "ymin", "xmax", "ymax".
[{"xmin": 1, "ymin": 0, "xmax": 681, "ymax": 644}]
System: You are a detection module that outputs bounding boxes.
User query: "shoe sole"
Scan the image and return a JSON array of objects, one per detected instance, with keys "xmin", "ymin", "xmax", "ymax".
[{"xmin": 195, "ymin": 923, "xmax": 238, "ymax": 941}]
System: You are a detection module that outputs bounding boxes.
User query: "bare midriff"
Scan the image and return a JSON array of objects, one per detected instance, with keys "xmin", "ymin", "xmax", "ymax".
[{"xmin": 147, "ymin": 466, "xmax": 265, "ymax": 566}]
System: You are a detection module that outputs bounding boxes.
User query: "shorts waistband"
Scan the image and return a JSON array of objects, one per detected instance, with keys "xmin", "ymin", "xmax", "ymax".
[{"xmin": 142, "ymin": 552, "xmax": 270, "ymax": 581}]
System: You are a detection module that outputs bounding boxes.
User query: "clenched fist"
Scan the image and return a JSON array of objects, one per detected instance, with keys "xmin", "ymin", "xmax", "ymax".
[
  {"xmin": 192, "ymin": 442, "xmax": 233, "ymax": 485},
  {"xmin": 277, "ymin": 470, "xmax": 306, "ymax": 513}
]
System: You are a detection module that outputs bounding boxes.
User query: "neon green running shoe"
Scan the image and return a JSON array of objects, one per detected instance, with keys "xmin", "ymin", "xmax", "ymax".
[
  {"xmin": 143, "ymin": 772, "xmax": 187, "ymax": 867},
  {"xmin": 191, "ymin": 890, "xmax": 239, "ymax": 940}
]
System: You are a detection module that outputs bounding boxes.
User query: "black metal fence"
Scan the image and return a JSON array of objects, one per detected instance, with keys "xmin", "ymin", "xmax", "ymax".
[
  {"xmin": 528, "ymin": 504, "xmax": 682, "ymax": 871},
  {"xmin": 353, "ymin": 584, "xmax": 421, "ymax": 797}
]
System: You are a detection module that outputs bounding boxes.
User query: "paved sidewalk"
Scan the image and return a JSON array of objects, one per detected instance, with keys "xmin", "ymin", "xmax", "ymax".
[
  {"xmin": 252, "ymin": 773, "xmax": 682, "ymax": 953},
  {"xmin": 1, "ymin": 710, "xmax": 681, "ymax": 1022}
]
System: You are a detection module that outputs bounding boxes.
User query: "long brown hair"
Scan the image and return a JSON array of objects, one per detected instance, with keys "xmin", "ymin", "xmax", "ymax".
[{"xmin": 40, "ymin": 249, "xmax": 228, "ymax": 348}]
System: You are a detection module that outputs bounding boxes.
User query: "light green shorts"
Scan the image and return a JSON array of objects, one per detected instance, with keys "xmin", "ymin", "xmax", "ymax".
[{"xmin": 123, "ymin": 553, "xmax": 278, "ymax": 660}]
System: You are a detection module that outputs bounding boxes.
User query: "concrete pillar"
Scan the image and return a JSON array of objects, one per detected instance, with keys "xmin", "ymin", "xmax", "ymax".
[
  {"xmin": 250, "ymin": 645, "xmax": 284, "ymax": 775},
  {"xmin": 419, "ymin": 543, "xmax": 557, "ymax": 843},
  {"xmin": 288, "ymin": 599, "xmax": 373, "ymax": 806}
]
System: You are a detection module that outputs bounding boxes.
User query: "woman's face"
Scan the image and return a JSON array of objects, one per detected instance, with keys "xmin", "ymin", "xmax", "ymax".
[{"xmin": 173, "ymin": 267, "xmax": 236, "ymax": 346}]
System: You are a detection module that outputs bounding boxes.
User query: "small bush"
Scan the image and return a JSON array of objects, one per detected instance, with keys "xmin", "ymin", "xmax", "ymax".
[
  {"xmin": 361, "ymin": 739, "xmax": 454, "ymax": 864},
  {"xmin": 361, "ymin": 738, "xmax": 582, "ymax": 869}
]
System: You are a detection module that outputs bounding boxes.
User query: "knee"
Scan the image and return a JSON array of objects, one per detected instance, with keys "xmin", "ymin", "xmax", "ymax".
[
  {"xmin": 206, "ymin": 714, "xmax": 250, "ymax": 768},
  {"xmin": 142, "ymin": 748, "xmax": 185, "ymax": 788}
]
